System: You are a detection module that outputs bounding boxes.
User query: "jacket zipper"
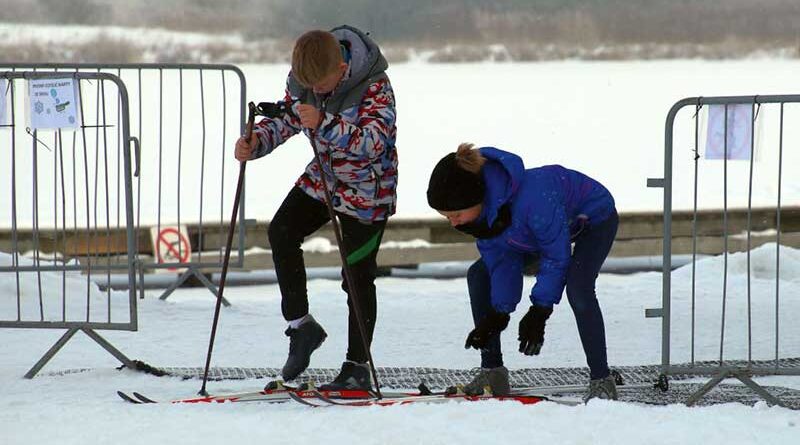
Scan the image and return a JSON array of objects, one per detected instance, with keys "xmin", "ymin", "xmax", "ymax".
[{"xmin": 508, "ymin": 237, "xmax": 534, "ymax": 250}]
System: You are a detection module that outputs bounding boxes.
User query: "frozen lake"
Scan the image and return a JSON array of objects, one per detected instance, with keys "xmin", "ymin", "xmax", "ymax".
[{"xmin": 3, "ymin": 60, "xmax": 800, "ymax": 228}]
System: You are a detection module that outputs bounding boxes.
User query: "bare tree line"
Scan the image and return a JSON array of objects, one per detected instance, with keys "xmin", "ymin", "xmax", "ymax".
[{"xmin": 3, "ymin": 0, "xmax": 800, "ymax": 62}]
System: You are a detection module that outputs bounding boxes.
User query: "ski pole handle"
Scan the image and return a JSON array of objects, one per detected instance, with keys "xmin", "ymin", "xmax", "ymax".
[{"xmin": 244, "ymin": 101, "xmax": 257, "ymax": 141}]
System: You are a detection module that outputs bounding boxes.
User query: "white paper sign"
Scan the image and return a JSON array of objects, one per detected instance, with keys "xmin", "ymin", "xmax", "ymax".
[
  {"xmin": 0, "ymin": 79, "xmax": 8, "ymax": 127},
  {"xmin": 26, "ymin": 78, "xmax": 82, "ymax": 130},
  {"xmin": 705, "ymin": 104, "xmax": 753, "ymax": 160}
]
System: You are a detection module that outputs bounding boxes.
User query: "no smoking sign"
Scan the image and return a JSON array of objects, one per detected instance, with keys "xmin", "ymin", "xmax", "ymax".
[{"xmin": 150, "ymin": 226, "xmax": 192, "ymax": 272}]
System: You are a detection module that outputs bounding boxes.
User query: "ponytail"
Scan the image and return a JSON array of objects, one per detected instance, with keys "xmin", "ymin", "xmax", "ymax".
[{"xmin": 454, "ymin": 143, "xmax": 485, "ymax": 174}]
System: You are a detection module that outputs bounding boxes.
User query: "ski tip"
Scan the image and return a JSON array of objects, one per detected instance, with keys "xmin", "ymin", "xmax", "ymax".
[
  {"xmin": 117, "ymin": 391, "xmax": 141, "ymax": 404},
  {"xmin": 132, "ymin": 392, "xmax": 158, "ymax": 403}
]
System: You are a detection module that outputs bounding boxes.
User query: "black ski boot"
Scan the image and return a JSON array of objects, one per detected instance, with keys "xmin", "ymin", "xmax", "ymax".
[
  {"xmin": 281, "ymin": 315, "xmax": 327, "ymax": 381},
  {"xmin": 318, "ymin": 361, "xmax": 373, "ymax": 391}
]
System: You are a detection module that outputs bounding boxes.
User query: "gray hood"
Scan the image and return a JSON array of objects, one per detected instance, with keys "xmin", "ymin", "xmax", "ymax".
[{"xmin": 330, "ymin": 24, "xmax": 388, "ymax": 95}]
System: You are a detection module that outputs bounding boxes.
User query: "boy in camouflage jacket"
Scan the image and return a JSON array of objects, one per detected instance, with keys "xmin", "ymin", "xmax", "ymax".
[{"xmin": 235, "ymin": 25, "xmax": 398, "ymax": 391}]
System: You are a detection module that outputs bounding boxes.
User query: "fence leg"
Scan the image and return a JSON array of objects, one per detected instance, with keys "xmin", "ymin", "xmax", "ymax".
[
  {"xmin": 686, "ymin": 368, "xmax": 787, "ymax": 407},
  {"xmin": 24, "ymin": 328, "xmax": 80, "ymax": 379},
  {"xmin": 157, "ymin": 268, "xmax": 194, "ymax": 301},
  {"xmin": 734, "ymin": 371, "xmax": 787, "ymax": 407},
  {"xmin": 192, "ymin": 270, "xmax": 231, "ymax": 307},
  {"xmin": 81, "ymin": 328, "xmax": 136, "ymax": 370},
  {"xmin": 157, "ymin": 267, "xmax": 230, "ymax": 306},
  {"xmin": 24, "ymin": 328, "xmax": 138, "ymax": 379},
  {"xmin": 139, "ymin": 262, "xmax": 146, "ymax": 300},
  {"xmin": 685, "ymin": 370, "xmax": 728, "ymax": 406}
]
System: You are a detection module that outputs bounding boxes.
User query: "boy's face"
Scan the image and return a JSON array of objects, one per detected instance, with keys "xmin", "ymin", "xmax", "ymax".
[
  {"xmin": 311, "ymin": 62, "xmax": 348, "ymax": 94},
  {"xmin": 437, "ymin": 204, "xmax": 483, "ymax": 227}
]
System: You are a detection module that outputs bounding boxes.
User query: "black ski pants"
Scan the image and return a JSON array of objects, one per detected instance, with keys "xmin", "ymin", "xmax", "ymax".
[{"xmin": 268, "ymin": 186, "xmax": 386, "ymax": 363}]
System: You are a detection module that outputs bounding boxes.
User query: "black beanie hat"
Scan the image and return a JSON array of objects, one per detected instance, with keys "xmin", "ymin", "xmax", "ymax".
[{"xmin": 427, "ymin": 153, "xmax": 485, "ymax": 211}]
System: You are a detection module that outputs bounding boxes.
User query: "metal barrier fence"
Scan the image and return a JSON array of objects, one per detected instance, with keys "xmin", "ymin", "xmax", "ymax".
[
  {"xmin": 0, "ymin": 71, "xmax": 138, "ymax": 377},
  {"xmin": 648, "ymin": 94, "xmax": 800, "ymax": 406},
  {"xmin": 0, "ymin": 64, "xmax": 247, "ymax": 305}
]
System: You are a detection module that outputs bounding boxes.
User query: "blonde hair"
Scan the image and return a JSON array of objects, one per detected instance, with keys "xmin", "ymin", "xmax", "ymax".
[
  {"xmin": 292, "ymin": 30, "xmax": 344, "ymax": 87},
  {"xmin": 454, "ymin": 143, "xmax": 485, "ymax": 174}
]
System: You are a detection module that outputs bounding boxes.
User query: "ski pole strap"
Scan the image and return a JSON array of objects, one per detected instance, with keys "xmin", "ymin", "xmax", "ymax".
[{"xmin": 346, "ymin": 230, "xmax": 382, "ymax": 266}]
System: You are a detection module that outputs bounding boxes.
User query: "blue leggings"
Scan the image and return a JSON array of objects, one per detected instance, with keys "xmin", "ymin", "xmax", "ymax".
[{"xmin": 467, "ymin": 210, "xmax": 618, "ymax": 379}]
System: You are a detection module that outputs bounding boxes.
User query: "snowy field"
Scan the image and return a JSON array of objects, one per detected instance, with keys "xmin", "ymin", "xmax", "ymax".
[
  {"xmin": 3, "ymin": 60, "xmax": 800, "ymax": 228},
  {"xmin": 2, "ymin": 244, "xmax": 800, "ymax": 444}
]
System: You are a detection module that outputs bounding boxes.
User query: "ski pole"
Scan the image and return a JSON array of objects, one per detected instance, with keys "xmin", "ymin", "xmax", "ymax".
[
  {"xmin": 307, "ymin": 103, "xmax": 383, "ymax": 398},
  {"xmin": 198, "ymin": 101, "xmax": 257, "ymax": 396}
]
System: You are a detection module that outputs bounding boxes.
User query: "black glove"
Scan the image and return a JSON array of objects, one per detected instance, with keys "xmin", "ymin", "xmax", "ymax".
[
  {"xmin": 518, "ymin": 305, "xmax": 554, "ymax": 355},
  {"xmin": 464, "ymin": 309, "xmax": 510, "ymax": 350}
]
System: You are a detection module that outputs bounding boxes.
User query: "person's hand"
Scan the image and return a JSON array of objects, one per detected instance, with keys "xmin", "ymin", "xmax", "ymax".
[
  {"xmin": 464, "ymin": 309, "xmax": 510, "ymax": 350},
  {"xmin": 234, "ymin": 132, "xmax": 258, "ymax": 161},
  {"xmin": 518, "ymin": 305, "xmax": 553, "ymax": 355},
  {"xmin": 296, "ymin": 104, "xmax": 323, "ymax": 129}
]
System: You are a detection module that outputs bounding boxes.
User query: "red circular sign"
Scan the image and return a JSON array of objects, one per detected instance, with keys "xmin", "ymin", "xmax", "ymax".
[{"xmin": 155, "ymin": 228, "xmax": 191, "ymax": 267}]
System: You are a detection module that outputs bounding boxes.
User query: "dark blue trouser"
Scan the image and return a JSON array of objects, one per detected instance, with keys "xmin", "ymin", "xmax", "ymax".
[{"xmin": 467, "ymin": 210, "xmax": 619, "ymax": 379}]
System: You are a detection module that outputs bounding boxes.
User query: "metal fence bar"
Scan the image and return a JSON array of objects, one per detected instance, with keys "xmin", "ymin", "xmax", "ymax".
[
  {"xmin": 10, "ymin": 78, "xmax": 21, "ymax": 322},
  {"xmin": 117, "ymin": 68, "xmax": 123, "ymax": 234},
  {"xmin": 219, "ymin": 72, "xmax": 227, "ymax": 266},
  {"xmin": 659, "ymin": 98, "xmax": 678, "ymax": 375},
  {"xmin": 58, "ymin": 131, "xmax": 66, "ymax": 322},
  {"xmin": 198, "ymin": 69, "xmax": 206, "ymax": 264},
  {"xmin": 720, "ymin": 103, "xmax": 729, "ymax": 365},
  {"xmin": 32, "ymin": 128, "xmax": 44, "ymax": 321},
  {"xmin": 690, "ymin": 101, "xmax": 701, "ymax": 365},
  {"xmin": 745, "ymin": 101, "xmax": 757, "ymax": 365},
  {"xmin": 157, "ymin": 68, "xmax": 164, "ymax": 269},
  {"xmin": 775, "ymin": 104, "xmax": 784, "ymax": 367},
  {"xmin": 81, "ymin": 79, "xmax": 94, "ymax": 321},
  {"xmin": 0, "ymin": 71, "xmax": 138, "ymax": 377},
  {"xmin": 92, "ymin": 73, "xmax": 100, "ymax": 304},
  {"xmin": 659, "ymin": 94, "xmax": 800, "ymax": 406},
  {"xmin": 135, "ymin": 69, "xmax": 143, "ymax": 299},
  {"xmin": 0, "ymin": 63, "xmax": 248, "ymax": 302},
  {"xmin": 3, "ymin": 264, "xmax": 137, "ymax": 272},
  {"xmin": 103, "ymin": 78, "xmax": 114, "ymax": 323},
  {"xmin": 177, "ymin": 69, "xmax": 184, "ymax": 264}
]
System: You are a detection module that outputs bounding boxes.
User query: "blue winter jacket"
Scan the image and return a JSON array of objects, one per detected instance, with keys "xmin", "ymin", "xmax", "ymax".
[{"xmin": 475, "ymin": 147, "xmax": 616, "ymax": 313}]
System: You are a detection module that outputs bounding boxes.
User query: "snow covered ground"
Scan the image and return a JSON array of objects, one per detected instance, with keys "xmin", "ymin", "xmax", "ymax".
[{"xmin": 2, "ymin": 243, "xmax": 800, "ymax": 444}]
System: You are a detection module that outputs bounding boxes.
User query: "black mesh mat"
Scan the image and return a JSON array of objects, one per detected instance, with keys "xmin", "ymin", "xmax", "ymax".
[{"xmin": 48, "ymin": 357, "xmax": 800, "ymax": 408}]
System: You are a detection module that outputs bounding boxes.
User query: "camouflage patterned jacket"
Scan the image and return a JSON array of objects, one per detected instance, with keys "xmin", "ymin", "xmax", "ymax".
[{"xmin": 251, "ymin": 25, "xmax": 398, "ymax": 221}]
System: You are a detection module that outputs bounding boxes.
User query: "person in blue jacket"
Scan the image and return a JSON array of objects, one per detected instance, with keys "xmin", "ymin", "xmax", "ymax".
[{"xmin": 426, "ymin": 143, "xmax": 619, "ymax": 401}]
